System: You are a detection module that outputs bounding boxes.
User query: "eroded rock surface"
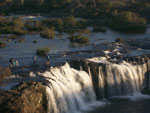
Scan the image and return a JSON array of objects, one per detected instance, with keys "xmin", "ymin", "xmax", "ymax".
[{"xmin": 0, "ymin": 82, "xmax": 47, "ymax": 113}]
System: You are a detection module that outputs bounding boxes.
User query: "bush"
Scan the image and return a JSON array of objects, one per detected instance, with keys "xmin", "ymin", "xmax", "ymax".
[
  {"xmin": 36, "ymin": 47, "xmax": 50, "ymax": 56},
  {"xmin": 52, "ymin": 18, "xmax": 64, "ymax": 27},
  {"xmin": 40, "ymin": 27, "xmax": 55, "ymax": 39},
  {"xmin": 25, "ymin": 20, "xmax": 43, "ymax": 32},
  {"xmin": 64, "ymin": 16, "xmax": 77, "ymax": 27},
  {"xmin": 78, "ymin": 29, "xmax": 91, "ymax": 36},
  {"xmin": 0, "ymin": 41, "xmax": 6, "ymax": 48},
  {"xmin": 0, "ymin": 17, "xmax": 26, "ymax": 35},
  {"xmin": 111, "ymin": 11, "xmax": 147, "ymax": 33},
  {"xmin": 11, "ymin": 17, "xmax": 24, "ymax": 28},
  {"xmin": 52, "ymin": 19, "xmax": 64, "ymax": 32},
  {"xmin": 69, "ymin": 35, "xmax": 89, "ymax": 44}
]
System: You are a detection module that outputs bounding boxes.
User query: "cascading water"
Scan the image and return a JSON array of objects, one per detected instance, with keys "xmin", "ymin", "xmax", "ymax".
[
  {"xmin": 1, "ymin": 56, "xmax": 150, "ymax": 113},
  {"xmin": 34, "ymin": 57, "xmax": 150, "ymax": 113},
  {"xmin": 40, "ymin": 63, "xmax": 96, "ymax": 113},
  {"xmin": 86, "ymin": 57, "xmax": 149, "ymax": 99},
  {"xmin": 29, "ymin": 55, "xmax": 150, "ymax": 113}
]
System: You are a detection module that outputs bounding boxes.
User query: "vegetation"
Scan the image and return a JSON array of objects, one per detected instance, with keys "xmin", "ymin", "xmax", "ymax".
[
  {"xmin": 0, "ymin": 41, "xmax": 6, "ymax": 48},
  {"xmin": 78, "ymin": 29, "xmax": 91, "ymax": 36},
  {"xmin": 42, "ymin": 18, "xmax": 64, "ymax": 33},
  {"xmin": 0, "ymin": 17, "xmax": 26, "ymax": 35},
  {"xmin": 40, "ymin": 27, "xmax": 55, "ymax": 39},
  {"xmin": 69, "ymin": 35, "xmax": 89, "ymax": 44},
  {"xmin": 0, "ymin": 0, "xmax": 150, "ymax": 34},
  {"xmin": 36, "ymin": 47, "xmax": 50, "ymax": 56},
  {"xmin": 64, "ymin": 16, "xmax": 77, "ymax": 27},
  {"xmin": 111, "ymin": 11, "xmax": 147, "ymax": 33},
  {"xmin": 25, "ymin": 20, "xmax": 43, "ymax": 32},
  {"xmin": 0, "ymin": 15, "xmax": 88, "ymax": 37},
  {"xmin": 40, "ymin": 16, "xmax": 88, "ymax": 34}
]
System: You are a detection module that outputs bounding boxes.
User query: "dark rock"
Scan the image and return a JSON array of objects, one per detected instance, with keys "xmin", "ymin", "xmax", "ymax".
[
  {"xmin": 69, "ymin": 59, "xmax": 81, "ymax": 70},
  {"xmin": 88, "ymin": 62, "xmax": 100, "ymax": 99}
]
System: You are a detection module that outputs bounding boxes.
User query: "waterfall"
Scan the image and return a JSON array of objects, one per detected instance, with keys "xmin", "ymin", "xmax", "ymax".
[
  {"xmin": 32, "ymin": 56, "xmax": 150, "ymax": 113},
  {"xmin": 85, "ymin": 57, "xmax": 149, "ymax": 99},
  {"xmin": 2, "ymin": 56, "xmax": 148, "ymax": 113},
  {"xmin": 101, "ymin": 62, "xmax": 146, "ymax": 97},
  {"xmin": 40, "ymin": 63, "xmax": 96, "ymax": 113}
]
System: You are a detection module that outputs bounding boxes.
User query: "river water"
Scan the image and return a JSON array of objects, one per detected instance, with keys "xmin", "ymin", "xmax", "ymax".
[
  {"xmin": 0, "ymin": 20, "xmax": 150, "ymax": 66},
  {"xmin": 1, "ymin": 15, "xmax": 150, "ymax": 112}
]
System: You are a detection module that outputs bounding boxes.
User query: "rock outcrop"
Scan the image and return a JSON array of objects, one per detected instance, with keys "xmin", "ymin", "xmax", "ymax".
[{"xmin": 0, "ymin": 82, "xmax": 47, "ymax": 113}]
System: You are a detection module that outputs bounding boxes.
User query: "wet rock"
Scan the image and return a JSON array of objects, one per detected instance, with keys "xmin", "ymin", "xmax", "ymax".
[
  {"xmin": 80, "ymin": 59, "xmax": 89, "ymax": 73},
  {"xmin": 69, "ymin": 59, "xmax": 81, "ymax": 70},
  {"xmin": 0, "ymin": 81, "xmax": 47, "ymax": 113},
  {"xmin": 88, "ymin": 62, "xmax": 100, "ymax": 99}
]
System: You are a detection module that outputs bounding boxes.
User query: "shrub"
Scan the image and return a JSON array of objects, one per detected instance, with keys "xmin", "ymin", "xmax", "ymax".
[
  {"xmin": 53, "ymin": 18, "xmax": 64, "ymax": 26},
  {"xmin": 0, "ymin": 17, "xmax": 26, "ymax": 35},
  {"xmin": 11, "ymin": 17, "xmax": 24, "ymax": 28},
  {"xmin": 40, "ymin": 27, "xmax": 55, "ymax": 39},
  {"xmin": 0, "ymin": 41, "xmax": 6, "ymax": 48},
  {"xmin": 36, "ymin": 47, "xmax": 50, "ymax": 56},
  {"xmin": 25, "ymin": 20, "xmax": 43, "ymax": 32},
  {"xmin": 64, "ymin": 16, "xmax": 77, "ymax": 27},
  {"xmin": 69, "ymin": 35, "xmax": 89, "ymax": 44},
  {"xmin": 111, "ymin": 11, "xmax": 147, "ymax": 33},
  {"xmin": 52, "ymin": 19, "xmax": 64, "ymax": 32},
  {"xmin": 78, "ymin": 29, "xmax": 91, "ymax": 36}
]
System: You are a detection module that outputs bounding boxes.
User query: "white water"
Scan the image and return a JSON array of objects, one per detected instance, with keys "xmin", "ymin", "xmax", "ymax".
[
  {"xmin": 0, "ymin": 58, "xmax": 150, "ymax": 113},
  {"xmin": 40, "ymin": 63, "xmax": 96, "ymax": 113},
  {"xmin": 88, "ymin": 58, "xmax": 149, "ymax": 98},
  {"xmin": 41, "ymin": 59, "xmax": 149, "ymax": 112}
]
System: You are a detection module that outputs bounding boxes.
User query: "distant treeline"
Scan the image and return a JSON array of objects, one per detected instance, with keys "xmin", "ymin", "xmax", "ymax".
[
  {"xmin": 0, "ymin": 0, "xmax": 149, "ymax": 17},
  {"xmin": 0, "ymin": 0, "xmax": 150, "ymax": 34}
]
